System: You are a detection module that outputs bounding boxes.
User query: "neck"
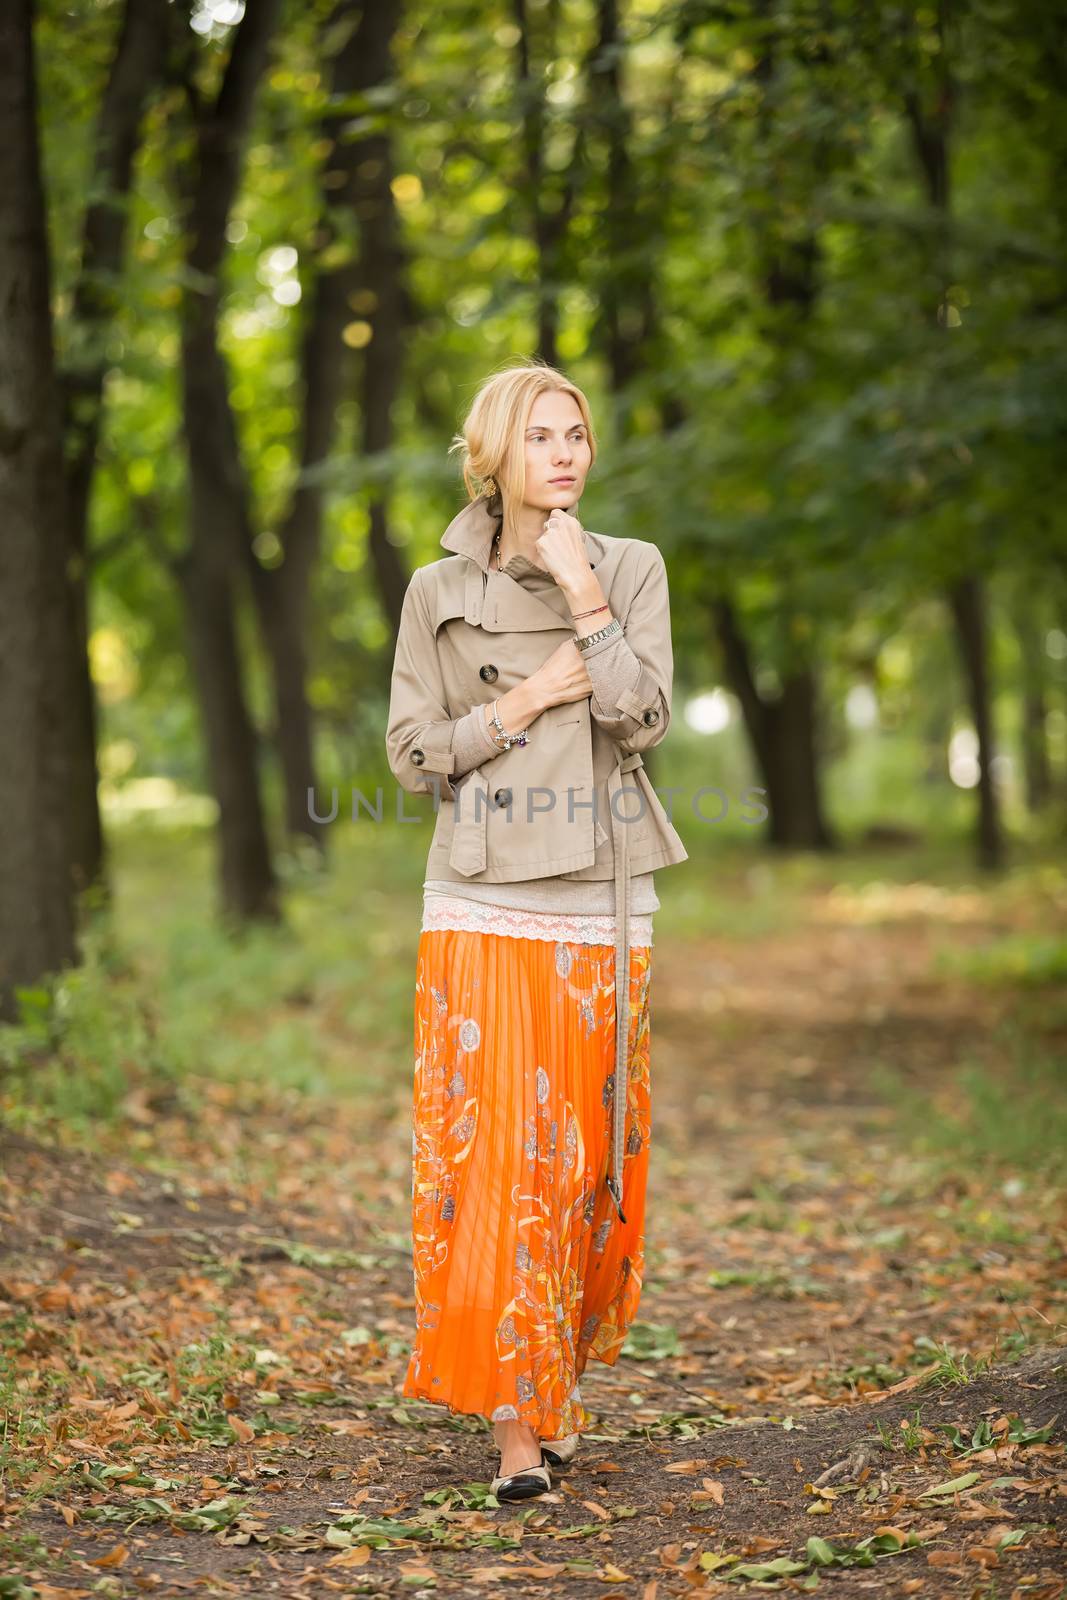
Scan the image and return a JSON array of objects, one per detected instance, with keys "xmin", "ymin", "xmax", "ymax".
[{"xmin": 494, "ymin": 498, "xmax": 558, "ymax": 569}]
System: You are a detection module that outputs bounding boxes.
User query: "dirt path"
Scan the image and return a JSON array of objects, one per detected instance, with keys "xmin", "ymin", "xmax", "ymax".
[{"xmin": 2, "ymin": 909, "xmax": 1064, "ymax": 1598}]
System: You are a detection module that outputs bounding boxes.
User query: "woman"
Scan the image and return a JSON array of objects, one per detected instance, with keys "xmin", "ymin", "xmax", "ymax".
[{"xmin": 385, "ymin": 361, "xmax": 687, "ymax": 1502}]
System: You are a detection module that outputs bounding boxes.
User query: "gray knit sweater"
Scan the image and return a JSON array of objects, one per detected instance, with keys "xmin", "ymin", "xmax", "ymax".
[{"xmin": 423, "ymin": 550, "xmax": 659, "ymax": 915}]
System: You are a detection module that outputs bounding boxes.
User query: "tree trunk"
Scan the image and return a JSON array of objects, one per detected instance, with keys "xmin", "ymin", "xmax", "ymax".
[
  {"xmin": 352, "ymin": 0, "xmax": 410, "ymax": 643},
  {"xmin": 713, "ymin": 596, "xmax": 836, "ymax": 849},
  {"xmin": 947, "ymin": 575, "xmax": 1002, "ymax": 870},
  {"xmin": 511, "ymin": 0, "xmax": 589, "ymax": 370},
  {"xmin": 1012, "ymin": 588, "xmax": 1053, "ymax": 812},
  {"xmin": 0, "ymin": 0, "xmax": 78, "ymax": 1020},
  {"xmin": 243, "ymin": 0, "xmax": 407, "ymax": 852},
  {"xmin": 242, "ymin": 0, "xmax": 367, "ymax": 856},
  {"xmin": 707, "ymin": 5, "xmax": 834, "ymax": 852},
  {"xmin": 63, "ymin": 0, "xmax": 171, "ymax": 906},
  {"xmin": 904, "ymin": 0, "xmax": 1002, "ymax": 870},
  {"xmin": 592, "ymin": 0, "xmax": 669, "ymax": 430},
  {"xmin": 176, "ymin": 0, "xmax": 282, "ymax": 923}
]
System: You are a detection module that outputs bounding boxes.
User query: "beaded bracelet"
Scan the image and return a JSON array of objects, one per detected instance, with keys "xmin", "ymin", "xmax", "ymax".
[{"xmin": 489, "ymin": 700, "xmax": 529, "ymax": 749}]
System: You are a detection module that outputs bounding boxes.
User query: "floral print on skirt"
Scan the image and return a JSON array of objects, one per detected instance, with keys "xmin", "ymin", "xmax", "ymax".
[{"xmin": 400, "ymin": 923, "xmax": 654, "ymax": 1439}]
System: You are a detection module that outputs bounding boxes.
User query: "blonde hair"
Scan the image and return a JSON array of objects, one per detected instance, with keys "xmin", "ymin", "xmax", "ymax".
[{"xmin": 449, "ymin": 359, "xmax": 598, "ymax": 548}]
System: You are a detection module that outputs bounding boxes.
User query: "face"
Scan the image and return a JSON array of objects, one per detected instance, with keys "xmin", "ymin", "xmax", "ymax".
[{"xmin": 520, "ymin": 390, "xmax": 592, "ymax": 512}]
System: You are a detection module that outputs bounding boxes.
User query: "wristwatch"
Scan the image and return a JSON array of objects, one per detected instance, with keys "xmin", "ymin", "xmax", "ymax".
[{"xmin": 574, "ymin": 617, "xmax": 622, "ymax": 652}]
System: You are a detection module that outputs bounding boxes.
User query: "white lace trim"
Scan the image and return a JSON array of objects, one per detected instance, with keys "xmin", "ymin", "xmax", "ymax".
[{"xmin": 421, "ymin": 893, "xmax": 653, "ymax": 947}]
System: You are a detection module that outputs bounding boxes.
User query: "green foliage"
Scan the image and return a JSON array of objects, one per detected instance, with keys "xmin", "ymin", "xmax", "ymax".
[
  {"xmin": 25, "ymin": 0, "xmax": 1067, "ymax": 830},
  {"xmin": 699, "ymin": 1527, "xmax": 925, "ymax": 1582},
  {"xmin": 0, "ymin": 821, "xmax": 419, "ymax": 1146},
  {"xmin": 872, "ymin": 1023, "xmax": 1067, "ymax": 1182}
]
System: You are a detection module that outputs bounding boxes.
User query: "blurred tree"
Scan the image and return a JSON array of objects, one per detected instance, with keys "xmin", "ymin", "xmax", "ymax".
[
  {"xmin": 1010, "ymin": 579, "xmax": 1054, "ymax": 814},
  {"xmin": 899, "ymin": 0, "xmax": 1002, "ymax": 869},
  {"xmin": 172, "ymin": 0, "xmax": 284, "ymax": 922},
  {"xmin": 511, "ymin": 0, "xmax": 581, "ymax": 368},
  {"xmin": 346, "ymin": 0, "xmax": 409, "ymax": 641},
  {"xmin": 62, "ymin": 0, "xmax": 172, "ymax": 906},
  {"xmin": 243, "ymin": 0, "xmax": 407, "ymax": 853},
  {"xmin": 13, "ymin": 0, "xmax": 1064, "ymax": 907},
  {"xmin": 718, "ymin": 0, "xmax": 838, "ymax": 849},
  {"xmin": 0, "ymin": 0, "xmax": 77, "ymax": 1020}
]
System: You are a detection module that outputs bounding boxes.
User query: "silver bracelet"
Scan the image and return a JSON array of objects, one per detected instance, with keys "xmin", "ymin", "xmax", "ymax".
[
  {"xmin": 574, "ymin": 616, "xmax": 622, "ymax": 652},
  {"xmin": 489, "ymin": 700, "xmax": 529, "ymax": 749}
]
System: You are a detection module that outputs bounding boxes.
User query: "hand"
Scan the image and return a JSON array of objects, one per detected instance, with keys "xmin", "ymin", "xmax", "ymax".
[
  {"xmin": 533, "ymin": 508, "xmax": 591, "ymax": 594},
  {"xmin": 528, "ymin": 638, "xmax": 593, "ymax": 711}
]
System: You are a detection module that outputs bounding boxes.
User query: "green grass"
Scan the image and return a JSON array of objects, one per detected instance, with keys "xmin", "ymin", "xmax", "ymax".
[
  {"xmin": 936, "ymin": 929, "xmax": 1067, "ymax": 987},
  {"xmin": 870, "ymin": 1021, "xmax": 1067, "ymax": 1183},
  {"xmin": 0, "ymin": 819, "xmax": 425, "ymax": 1142}
]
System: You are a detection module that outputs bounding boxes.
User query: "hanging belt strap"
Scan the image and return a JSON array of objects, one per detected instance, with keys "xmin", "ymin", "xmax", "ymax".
[{"xmin": 606, "ymin": 750, "xmax": 644, "ymax": 1223}]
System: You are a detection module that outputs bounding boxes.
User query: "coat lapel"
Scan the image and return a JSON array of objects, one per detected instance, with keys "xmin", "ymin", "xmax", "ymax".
[
  {"xmin": 485, "ymin": 573, "xmax": 570, "ymax": 632},
  {"xmin": 439, "ymin": 493, "xmax": 604, "ymax": 634}
]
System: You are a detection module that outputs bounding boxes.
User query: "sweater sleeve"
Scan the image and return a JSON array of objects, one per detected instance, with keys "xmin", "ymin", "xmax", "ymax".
[
  {"xmin": 578, "ymin": 628, "xmax": 644, "ymax": 719},
  {"xmin": 576, "ymin": 546, "xmax": 674, "ymax": 749},
  {"xmin": 449, "ymin": 702, "xmax": 503, "ymax": 777}
]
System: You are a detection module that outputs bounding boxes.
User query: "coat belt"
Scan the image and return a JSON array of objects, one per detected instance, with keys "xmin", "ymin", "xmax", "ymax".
[{"xmin": 606, "ymin": 749, "xmax": 644, "ymax": 1225}]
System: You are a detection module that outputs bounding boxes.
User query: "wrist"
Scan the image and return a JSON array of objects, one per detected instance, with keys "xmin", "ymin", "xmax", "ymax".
[
  {"xmin": 507, "ymin": 681, "xmax": 545, "ymax": 724},
  {"xmin": 561, "ymin": 575, "xmax": 606, "ymax": 613},
  {"xmin": 488, "ymin": 683, "xmax": 542, "ymax": 736},
  {"xmin": 572, "ymin": 604, "xmax": 613, "ymax": 633}
]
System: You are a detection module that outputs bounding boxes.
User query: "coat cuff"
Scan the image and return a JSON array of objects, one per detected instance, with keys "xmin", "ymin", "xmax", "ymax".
[
  {"xmin": 588, "ymin": 656, "xmax": 667, "ymax": 742},
  {"xmin": 406, "ymin": 738, "xmax": 457, "ymax": 798},
  {"xmin": 615, "ymin": 661, "xmax": 662, "ymax": 720}
]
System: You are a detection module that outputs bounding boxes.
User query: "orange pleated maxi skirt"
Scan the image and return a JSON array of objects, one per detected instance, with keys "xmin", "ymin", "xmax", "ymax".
[{"xmin": 400, "ymin": 907, "xmax": 654, "ymax": 1439}]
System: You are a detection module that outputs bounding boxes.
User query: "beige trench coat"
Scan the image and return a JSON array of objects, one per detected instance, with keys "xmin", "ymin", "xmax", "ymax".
[{"xmin": 385, "ymin": 493, "xmax": 688, "ymax": 1221}]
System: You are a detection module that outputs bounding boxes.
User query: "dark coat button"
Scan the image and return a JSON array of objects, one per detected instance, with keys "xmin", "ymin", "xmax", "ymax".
[
  {"xmin": 641, "ymin": 708, "xmax": 660, "ymax": 726},
  {"xmin": 493, "ymin": 787, "xmax": 512, "ymax": 807},
  {"xmin": 410, "ymin": 747, "xmax": 426, "ymax": 765},
  {"xmin": 479, "ymin": 663, "xmax": 499, "ymax": 682}
]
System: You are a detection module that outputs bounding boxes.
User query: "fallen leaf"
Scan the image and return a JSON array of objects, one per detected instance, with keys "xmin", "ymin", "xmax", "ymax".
[
  {"xmin": 927, "ymin": 1550, "xmax": 965, "ymax": 1568},
  {"xmin": 968, "ymin": 1545, "xmax": 1001, "ymax": 1567},
  {"xmin": 87, "ymin": 1544, "xmax": 129, "ymax": 1568},
  {"xmin": 919, "ymin": 1471, "xmax": 982, "ymax": 1498}
]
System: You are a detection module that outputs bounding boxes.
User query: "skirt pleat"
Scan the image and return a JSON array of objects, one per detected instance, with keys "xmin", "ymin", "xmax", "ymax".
[{"xmin": 400, "ymin": 927, "xmax": 654, "ymax": 1438}]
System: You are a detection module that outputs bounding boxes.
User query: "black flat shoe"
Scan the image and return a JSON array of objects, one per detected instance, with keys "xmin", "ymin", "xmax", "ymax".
[{"xmin": 490, "ymin": 1460, "xmax": 552, "ymax": 1501}]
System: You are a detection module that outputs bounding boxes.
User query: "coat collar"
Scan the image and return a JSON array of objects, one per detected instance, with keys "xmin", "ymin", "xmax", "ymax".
[{"xmin": 439, "ymin": 492, "xmax": 603, "ymax": 575}]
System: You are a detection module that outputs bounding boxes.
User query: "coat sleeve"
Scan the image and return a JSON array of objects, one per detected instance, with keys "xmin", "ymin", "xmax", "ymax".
[
  {"xmin": 580, "ymin": 542, "xmax": 675, "ymax": 753},
  {"xmin": 386, "ymin": 566, "xmax": 499, "ymax": 800}
]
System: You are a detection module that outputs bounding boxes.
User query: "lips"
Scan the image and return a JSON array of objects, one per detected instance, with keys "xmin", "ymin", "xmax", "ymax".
[{"xmin": 550, "ymin": 477, "xmax": 575, "ymax": 484}]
